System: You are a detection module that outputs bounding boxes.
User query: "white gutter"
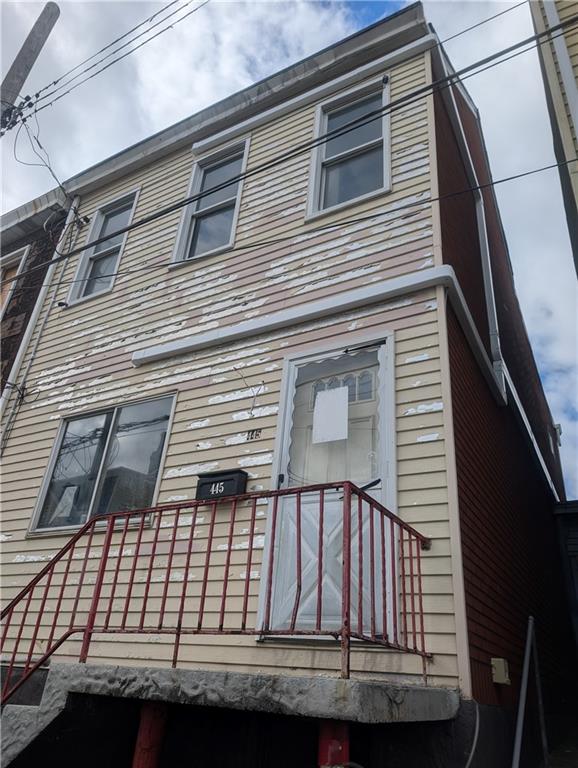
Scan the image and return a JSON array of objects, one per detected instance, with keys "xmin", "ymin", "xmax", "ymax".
[
  {"xmin": 435, "ymin": 45, "xmax": 506, "ymax": 398},
  {"xmin": 0, "ymin": 197, "xmax": 80, "ymax": 423}
]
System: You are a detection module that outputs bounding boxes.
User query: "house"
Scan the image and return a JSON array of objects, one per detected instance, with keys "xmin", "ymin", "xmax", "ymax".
[
  {"xmin": 1, "ymin": 4, "xmax": 575, "ymax": 766},
  {"xmin": 0, "ymin": 190, "xmax": 68, "ymax": 394},
  {"xmin": 530, "ymin": 0, "xmax": 578, "ymax": 276},
  {"xmin": 530, "ymin": 0, "xmax": 578, "ymax": 662}
]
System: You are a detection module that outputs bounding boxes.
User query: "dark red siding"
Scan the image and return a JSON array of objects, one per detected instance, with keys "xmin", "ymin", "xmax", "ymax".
[
  {"xmin": 447, "ymin": 304, "xmax": 574, "ymax": 713},
  {"xmin": 433, "ymin": 89, "xmax": 491, "ymax": 355},
  {"xmin": 451, "ymin": 86, "xmax": 566, "ymax": 498}
]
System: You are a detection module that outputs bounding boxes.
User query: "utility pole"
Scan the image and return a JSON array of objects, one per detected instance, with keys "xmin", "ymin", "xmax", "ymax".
[{"xmin": 1, "ymin": 2, "xmax": 60, "ymax": 128}]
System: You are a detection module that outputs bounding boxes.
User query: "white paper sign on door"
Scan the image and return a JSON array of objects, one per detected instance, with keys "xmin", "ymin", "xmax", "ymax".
[{"xmin": 312, "ymin": 386, "xmax": 349, "ymax": 443}]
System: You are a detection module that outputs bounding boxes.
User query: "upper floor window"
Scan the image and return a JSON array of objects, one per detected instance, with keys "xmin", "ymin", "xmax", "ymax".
[
  {"xmin": 1, "ymin": 246, "xmax": 29, "ymax": 319},
  {"xmin": 69, "ymin": 191, "xmax": 138, "ymax": 303},
  {"xmin": 34, "ymin": 395, "xmax": 173, "ymax": 530},
  {"xmin": 309, "ymin": 82, "xmax": 390, "ymax": 216},
  {"xmin": 174, "ymin": 140, "xmax": 248, "ymax": 263}
]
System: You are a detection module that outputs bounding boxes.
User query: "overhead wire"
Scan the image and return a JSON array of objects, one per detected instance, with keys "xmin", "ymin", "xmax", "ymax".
[
  {"xmin": 5, "ymin": 155, "xmax": 577, "ymax": 301},
  {"xmin": 3, "ymin": 0, "xmax": 527, "ymax": 133},
  {"xmin": 17, "ymin": 0, "xmax": 182, "ymax": 105},
  {"xmin": 2, "ymin": 14, "xmax": 577, "ymax": 293},
  {"xmin": 1, "ymin": 0, "xmax": 211, "ymax": 133},
  {"xmin": 24, "ymin": 0, "xmax": 210, "ymax": 111}
]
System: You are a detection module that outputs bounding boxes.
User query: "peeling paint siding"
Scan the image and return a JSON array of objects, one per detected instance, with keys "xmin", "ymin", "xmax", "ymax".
[
  {"xmin": 1, "ymin": 291, "xmax": 456, "ymax": 687},
  {"xmin": 0, "ymin": 53, "xmax": 459, "ymax": 686},
  {"xmin": 18, "ymin": 60, "xmax": 432, "ymax": 377}
]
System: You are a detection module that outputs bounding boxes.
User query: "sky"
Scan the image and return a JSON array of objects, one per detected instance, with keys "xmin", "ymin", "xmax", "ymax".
[{"xmin": 1, "ymin": 0, "xmax": 577, "ymax": 496}]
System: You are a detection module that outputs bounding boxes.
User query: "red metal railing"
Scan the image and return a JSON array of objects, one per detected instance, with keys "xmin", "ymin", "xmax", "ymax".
[{"xmin": 0, "ymin": 482, "xmax": 430, "ymax": 703}]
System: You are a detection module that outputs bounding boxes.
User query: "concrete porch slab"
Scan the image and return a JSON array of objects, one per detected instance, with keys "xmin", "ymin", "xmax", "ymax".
[{"xmin": 1, "ymin": 662, "xmax": 460, "ymax": 765}]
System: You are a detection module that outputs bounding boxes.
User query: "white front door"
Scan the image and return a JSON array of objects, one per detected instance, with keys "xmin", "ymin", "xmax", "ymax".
[{"xmin": 268, "ymin": 344, "xmax": 393, "ymax": 636}]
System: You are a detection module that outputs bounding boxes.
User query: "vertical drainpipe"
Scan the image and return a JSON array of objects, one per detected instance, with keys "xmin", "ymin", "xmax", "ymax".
[
  {"xmin": 318, "ymin": 720, "xmax": 350, "ymax": 768},
  {"xmin": 0, "ymin": 196, "xmax": 80, "ymax": 450}
]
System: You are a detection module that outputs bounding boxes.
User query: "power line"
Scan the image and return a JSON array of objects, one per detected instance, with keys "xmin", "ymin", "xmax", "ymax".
[
  {"xmin": 6, "ymin": 156, "xmax": 577, "ymax": 300},
  {"xmin": 1, "ymin": 0, "xmax": 211, "ymax": 133},
  {"xmin": 3, "ymin": 15, "xmax": 576, "ymax": 291},
  {"xmin": 14, "ymin": 0, "xmax": 182, "ymax": 107},
  {"xmin": 26, "ymin": 0, "xmax": 210, "ymax": 111},
  {"xmin": 2, "ymin": 0, "xmax": 525, "ymax": 135}
]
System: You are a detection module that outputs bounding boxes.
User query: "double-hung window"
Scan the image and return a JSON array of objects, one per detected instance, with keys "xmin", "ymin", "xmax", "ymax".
[
  {"xmin": 176, "ymin": 141, "xmax": 247, "ymax": 262},
  {"xmin": 71, "ymin": 192, "xmax": 137, "ymax": 302},
  {"xmin": 310, "ymin": 83, "xmax": 389, "ymax": 215},
  {"xmin": 1, "ymin": 246, "xmax": 29, "ymax": 319},
  {"xmin": 34, "ymin": 395, "xmax": 173, "ymax": 530}
]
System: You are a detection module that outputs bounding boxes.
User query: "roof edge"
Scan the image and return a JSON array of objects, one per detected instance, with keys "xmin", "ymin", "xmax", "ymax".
[{"xmin": 2, "ymin": 2, "xmax": 427, "ymax": 223}]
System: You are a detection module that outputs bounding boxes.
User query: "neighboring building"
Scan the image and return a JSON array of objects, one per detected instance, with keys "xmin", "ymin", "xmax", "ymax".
[
  {"xmin": 1, "ymin": 5, "xmax": 575, "ymax": 766},
  {"xmin": 0, "ymin": 190, "xmax": 68, "ymax": 392},
  {"xmin": 531, "ymin": 0, "xmax": 578, "ymax": 274}
]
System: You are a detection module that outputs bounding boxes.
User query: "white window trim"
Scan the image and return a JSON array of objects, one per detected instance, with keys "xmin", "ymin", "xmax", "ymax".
[
  {"xmin": 171, "ymin": 137, "xmax": 250, "ymax": 267},
  {"xmin": 66, "ymin": 188, "xmax": 140, "ymax": 306},
  {"xmin": 256, "ymin": 330, "xmax": 397, "ymax": 634},
  {"xmin": 306, "ymin": 76, "xmax": 391, "ymax": 221},
  {"xmin": 1, "ymin": 245, "xmax": 30, "ymax": 321},
  {"xmin": 28, "ymin": 392, "xmax": 177, "ymax": 536}
]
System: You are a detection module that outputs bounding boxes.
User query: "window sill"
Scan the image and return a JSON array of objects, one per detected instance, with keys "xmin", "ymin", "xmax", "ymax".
[
  {"xmin": 26, "ymin": 515, "xmax": 154, "ymax": 539},
  {"xmin": 64, "ymin": 287, "xmax": 114, "ymax": 309},
  {"xmin": 304, "ymin": 184, "xmax": 392, "ymax": 225},
  {"xmin": 256, "ymin": 634, "xmax": 396, "ymax": 650},
  {"xmin": 168, "ymin": 243, "xmax": 235, "ymax": 271}
]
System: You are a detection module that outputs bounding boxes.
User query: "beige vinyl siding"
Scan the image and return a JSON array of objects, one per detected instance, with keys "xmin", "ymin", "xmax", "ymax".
[
  {"xmin": 2, "ymin": 293, "xmax": 458, "ymax": 687},
  {"xmin": 1, "ymin": 51, "xmax": 460, "ymax": 687},
  {"xmin": 542, "ymin": 1, "xmax": 578, "ymax": 149}
]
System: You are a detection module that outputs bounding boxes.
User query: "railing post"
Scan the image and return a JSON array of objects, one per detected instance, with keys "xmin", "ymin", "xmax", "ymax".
[
  {"xmin": 318, "ymin": 720, "xmax": 349, "ymax": 768},
  {"xmin": 341, "ymin": 482, "xmax": 352, "ymax": 679},
  {"xmin": 79, "ymin": 517, "xmax": 114, "ymax": 664}
]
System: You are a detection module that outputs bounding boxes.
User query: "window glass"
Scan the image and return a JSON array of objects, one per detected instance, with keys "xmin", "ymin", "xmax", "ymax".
[
  {"xmin": 94, "ymin": 398, "xmax": 172, "ymax": 515},
  {"xmin": 323, "ymin": 145, "xmax": 383, "ymax": 209},
  {"xmin": 1, "ymin": 264, "xmax": 19, "ymax": 310},
  {"xmin": 198, "ymin": 155, "xmax": 243, "ymax": 211},
  {"xmin": 288, "ymin": 350, "xmax": 379, "ymax": 487},
  {"xmin": 83, "ymin": 252, "xmax": 117, "ymax": 296},
  {"xmin": 325, "ymin": 93, "xmax": 382, "ymax": 159},
  {"xmin": 343, "ymin": 374, "xmax": 356, "ymax": 402},
  {"xmin": 189, "ymin": 205, "xmax": 235, "ymax": 258},
  {"xmin": 38, "ymin": 413, "xmax": 113, "ymax": 528},
  {"xmin": 182, "ymin": 147, "xmax": 245, "ymax": 261},
  {"xmin": 36, "ymin": 397, "xmax": 172, "ymax": 529},
  {"xmin": 358, "ymin": 371, "xmax": 373, "ymax": 401},
  {"xmin": 93, "ymin": 201, "xmax": 133, "ymax": 253}
]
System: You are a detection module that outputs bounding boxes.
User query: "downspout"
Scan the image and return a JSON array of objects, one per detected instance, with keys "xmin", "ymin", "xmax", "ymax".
[
  {"xmin": 434, "ymin": 41, "xmax": 507, "ymax": 400},
  {"xmin": 0, "ymin": 196, "xmax": 81, "ymax": 453},
  {"xmin": 474, "ymin": 193, "xmax": 506, "ymax": 395}
]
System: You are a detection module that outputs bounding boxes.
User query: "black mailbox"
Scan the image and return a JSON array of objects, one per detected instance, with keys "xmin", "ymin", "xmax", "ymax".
[{"xmin": 196, "ymin": 469, "xmax": 248, "ymax": 501}]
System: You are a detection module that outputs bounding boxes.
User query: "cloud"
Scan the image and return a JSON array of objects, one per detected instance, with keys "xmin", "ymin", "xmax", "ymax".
[
  {"xmin": 420, "ymin": 0, "xmax": 577, "ymax": 496},
  {"xmin": 1, "ymin": 0, "xmax": 576, "ymax": 494}
]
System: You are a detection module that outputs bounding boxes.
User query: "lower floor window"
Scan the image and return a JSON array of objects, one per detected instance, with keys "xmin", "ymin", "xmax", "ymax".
[{"xmin": 36, "ymin": 396, "xmax": 173, "ymax": 529}]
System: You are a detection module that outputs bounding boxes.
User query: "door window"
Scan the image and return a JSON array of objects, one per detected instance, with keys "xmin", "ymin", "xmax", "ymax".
[{"xmin": 268, "ymin": 346, "xmax": 392, "ymax": 634}]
